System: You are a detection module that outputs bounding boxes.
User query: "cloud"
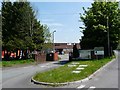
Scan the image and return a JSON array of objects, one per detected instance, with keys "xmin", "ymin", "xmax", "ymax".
[
  {"xmin": 41, "ymin": 22, "xmax": 64, "ymax": 27},
  {"xmin": 41, "ymin": 19, "xmax": 54, "ymax": 22}
]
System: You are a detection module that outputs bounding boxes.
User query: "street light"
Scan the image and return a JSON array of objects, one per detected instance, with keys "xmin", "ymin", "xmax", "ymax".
[
  {"xmin": 53, "ymin": 30, "xmax": 56, "ymax": 52},
  {"xmin": 105, "ymin": 0, "xmax": 120, "ymax": 57},
  {"xmin": 107, "ymin": 16, "xmax": 110, "ymax": 57},
  {"xmin": 105, "ymin": 0, "xmax": 110, "ymax": 57}
]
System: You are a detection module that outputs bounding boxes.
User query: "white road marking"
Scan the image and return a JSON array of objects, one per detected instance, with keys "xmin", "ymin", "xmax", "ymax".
[
  {"xmin": 76, "ymin": 67, "xmax": 84, "ymax": 70},
  {"xmin": 79, "ymin": 65, "xmax": 88, "ymax": 67},
  {"xmin": 71, "ymin": 62, "xmax": 80, "ymax": 65},
  {"xmin": 68, "ymin": 65, "xmax": 77, "ymax": 67},
  {"xmin": 77, "ymin": 85, "xmax": 85, "ymax": 89},
  {"xmin": 89, "ymin": 86, "xmax": 96, "ymax": 88},
  {"xmin": 88, "ymin": 86, "xmax": 96, "ymax": 90},
  {"xmin": 72, "ymin": 71, "xmax": 81, "ymax": 73}
]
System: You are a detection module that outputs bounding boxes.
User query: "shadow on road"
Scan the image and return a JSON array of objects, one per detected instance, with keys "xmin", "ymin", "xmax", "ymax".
[{"xmin": 53, "ymin": 60, "xmax": 70, "ymax": 65}]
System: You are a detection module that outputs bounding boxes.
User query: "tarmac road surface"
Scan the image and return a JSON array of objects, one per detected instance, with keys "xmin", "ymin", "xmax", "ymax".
[{"xmin": 1, "ymin": 52, "xmax": 119, "ymax": 89}]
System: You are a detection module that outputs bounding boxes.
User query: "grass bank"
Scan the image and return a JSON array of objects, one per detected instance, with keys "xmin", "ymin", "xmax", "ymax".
[
  {"xmin": 33, "ymin": 58, "xmax": 112, "ymax": 84},
  {"xmin": 2, "ymin": 59, "xmax": 35, "ymax": 67}
]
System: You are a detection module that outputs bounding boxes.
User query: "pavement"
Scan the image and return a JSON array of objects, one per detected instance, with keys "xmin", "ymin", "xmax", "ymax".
[{"xmin": 1, "ymin": 52, "xmax": 119, "ymax": 89}]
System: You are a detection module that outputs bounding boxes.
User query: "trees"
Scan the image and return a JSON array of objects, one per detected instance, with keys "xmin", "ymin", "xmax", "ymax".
[
  {"xmin": 43, "ymin": 25, "xmax": 52, "ymax": 43},
  {"xmin": 32, "ymin": 19, "xmax": 44, "ymax": 51},
  {"xmin": 0, "ymin": 18, "xmax": 1, "ymax": 55},
  {"xmin": 41, "ymin": 25, "xmax": 53, "ymax": 52},
  {"xmin": 2, "ymin": 1, "xmax": 13, "ymax": 51},
  {"xmin": 0, "ymin": 10, "xmax": 1, "ymax": 48},
  {"xmin": 2, "ymin": 0, "xmax": 45, "ymax": 59},
  {"xmin": 80, "ymin": 1, "xmax": 120, "ymax": 56}
]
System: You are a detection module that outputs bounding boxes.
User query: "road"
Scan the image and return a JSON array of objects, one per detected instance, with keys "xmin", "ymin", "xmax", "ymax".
[
  {"xmin": 1, "ymin": 54, "xmax": 69, "ymax": 88},
  {"xmin": 2, "ymin": 62, "xmax": 60, "ymax": 88},
  {"xmin": 58, "ymin": 54, "xmax": 69, "ymax": 60},
  {"xmin": 1, "ymin": 52, "xmax": 119, "ymax": 89}
]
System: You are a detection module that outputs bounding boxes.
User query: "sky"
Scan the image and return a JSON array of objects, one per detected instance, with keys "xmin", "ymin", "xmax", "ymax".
[
  {"xmin": 0, "ymin": 0, "xmax": 119, "ymax": 43},
  {"xmin": 0, "ymin": 1, "xmax": 93, "ymax": 43},
  {"xmin": 30, "ymin": 2, "xmax": 92, "ymax": 43},
  {"xmin": 0, "ymin": 0, "xmax": 120, "ymax": 43}
]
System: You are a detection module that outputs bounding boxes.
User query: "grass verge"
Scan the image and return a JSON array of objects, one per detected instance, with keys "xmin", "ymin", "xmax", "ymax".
[
  {"xmin": 0, "ymin": 62, "xmax": 2, "ymax": 68},
  {"xmin": 2, "ymin": 59, "xmax": 35, "ymax": 67},
  {"xmin": 33, "ymin": 58, "xmax": 112, "ymax": 84}
]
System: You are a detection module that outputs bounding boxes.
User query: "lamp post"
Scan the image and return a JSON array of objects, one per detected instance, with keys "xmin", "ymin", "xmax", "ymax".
[
  {"xmin": 53, "ymin": 30, "xmax": 56, "ymax": 52},
  {"xmin": 106, "ymin": 1, "xmax": 120, "ymax": 57},
  {"xmin": 105, "ymin": 0, "xmax": 110, "ymax": 57},
  {"xmin": 107, "ymin": 16, "xmax": 110, "ymax": 57},
  {"xmin": 118, "ymin": 1, "xmax": 120, "ymax": 50}
]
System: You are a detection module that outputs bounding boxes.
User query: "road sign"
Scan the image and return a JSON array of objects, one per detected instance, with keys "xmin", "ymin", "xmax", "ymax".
[{"xmin": 94, "ymin": 51, "xmax": 104, "ymax": 55}]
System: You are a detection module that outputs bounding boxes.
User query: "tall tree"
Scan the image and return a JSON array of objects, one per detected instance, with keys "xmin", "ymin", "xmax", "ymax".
[
  {"xmin": 12, "ymin": 1, "xmax": 35, "ymax": 50},
  {"xmin": 80, "ymin": 1, "xmax": 120, "ymax": 56},
  {"xmin": 0, "ymin": 13, "xmax": 2, "ymax": 49},
  {"xmin": 32, "ymin": 19, "xmax": 44, "ymax": 51},
  {"xmin": 0, "ymin": 13, "xmax": 2, "ymax": 45},
  {"xmin": 2, "ymin": 0, "xmax": 45, "ymax": 60},
  {"xmin": 2, "ymin": 1, "xmax": 13, "ymax": 51}
]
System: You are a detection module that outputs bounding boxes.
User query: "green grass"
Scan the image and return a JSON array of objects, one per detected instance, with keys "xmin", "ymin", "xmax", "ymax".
[
  {"xmin": 2, "ymin": 59, "xmax": 35, "ymax": 67},
  {"xmin": 33, "ymin": 58, "xmax": 112, "ymax": 84},
  {"xmin": 0, "ymin": 62, "xmax": 2, "ymax": 68}
]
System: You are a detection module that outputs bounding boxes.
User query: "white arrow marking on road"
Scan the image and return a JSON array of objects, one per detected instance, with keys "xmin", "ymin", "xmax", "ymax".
[{"xmin": 77, "ymin": 85, "xmax": 85, "ymax": 89}]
